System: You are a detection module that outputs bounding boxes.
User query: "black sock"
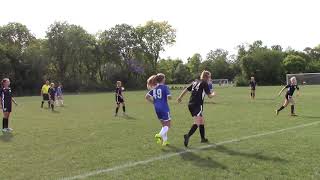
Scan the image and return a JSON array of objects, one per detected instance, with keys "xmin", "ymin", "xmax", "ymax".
[
  {"xmin": 3, "ymin": 118, "xmax": 8, "ymax": 129},
  {"xmin": 41, "ymin": 101, "xmax": 44, "ymax": 107},
  {"xmin": 278, "ymin": 106, "xmax": 285, "ymax": 112},
  {"xmin": 51, "ymin": 104, "xmax": 54, "ymax": 110},
  {"xmin": 116, "ymin": 107, "xmax": 119, "ymax": 114},
  {"xmin": 48, "ymin": 101, "xmax": 51, "ymax": 108},
  {"xmin": 291, "ymin": 105, "xmax": 294, "ymax": 114},
  {"xmin": 199, "ymin": 125, "xmax": 205, "ymax": 139},
  {"xmin": 187, "ymin": 124, "xmax": 198, "ymax": 137},
  {"xmin": 250, "ymin": 93, "xmax": 253, "ymax": 97},
  {"xmin": 122, "ymin": 106, "xmax": 126, "ymax": 112}
]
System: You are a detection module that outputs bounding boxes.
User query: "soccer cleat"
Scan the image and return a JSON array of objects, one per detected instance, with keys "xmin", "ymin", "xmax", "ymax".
[
  {"xmin": 291, "ymin": 114, "xmax": 298, "ymax": 117},
  {"xmin": 184, "ymin": 134, "xmax": 189, "ymax": 147},
  {"xmin": 155, "ymin": 134, "xmax": 162, "ymax": 144},
  {"xmin": 6, "ymin": 128, "xmax": 13, "ymax": 132},
  {"xmin": 201, "ymin": 138, "xmax": 209, "ymax": 143},
  {"xmin": 276, "ymin": 110, "xmax": 279, "ymax": 116},
  {"xmin": 162, "ymin": 141, "xmax": 170, "ymax": 146},
  {"xmin": 114, "ymin": 113, "xmax": 118, "ymax": 117},
  {"xmin": 2, "ymin": 128, "xmax": 8, "ymax": 133}
]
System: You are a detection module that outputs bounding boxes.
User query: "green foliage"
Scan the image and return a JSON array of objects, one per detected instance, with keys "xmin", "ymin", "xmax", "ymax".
[{"xmin": 283, "ymin": 55, "xmax": 306, "ymax": 74}]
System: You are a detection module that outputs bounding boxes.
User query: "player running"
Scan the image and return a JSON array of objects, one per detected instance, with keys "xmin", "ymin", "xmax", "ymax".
[
  {"xmin": 48, "ymin": 83, "xmax": 56, "ymax": 111},
  {"xmin": 276, "ymin": 76, "xmax": 300, "ymax": 116},
  {"xmin": 115, "ymin": 81, "xmax": 126, "ymax": 116},
  {"xmin": 1, "ymin": 78, "xmax": 18, "ymax": 132},
  {"xmin": 41, "ymin": 80, "xmax": 50, "ymax": 108},
  {"xmin": 177, "ymin": 70, "xmax": 216, "ymax": 147},
  {"xmin": 249, "ymin": 77, "xmax": 257, "ymax": 99},
  {"xmin": 146, "ymin": 73, "xmax": 172, "ymax": 146}
]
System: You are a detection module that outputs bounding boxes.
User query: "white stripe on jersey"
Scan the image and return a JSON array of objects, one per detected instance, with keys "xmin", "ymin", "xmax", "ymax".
[{"xmin": 197, "ymin": 105, "xmax": 203, "ymax": 116}]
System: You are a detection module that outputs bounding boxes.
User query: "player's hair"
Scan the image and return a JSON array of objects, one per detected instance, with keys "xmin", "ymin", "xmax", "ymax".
[
  {"xmin": 50, "ymin": 82, "xmax": 55, "ymax": 86},
  {"xmin": 155, "ymin": 73, "xmax": 165, "ymax": 83},
  {"xmin": 2, "ymin": 78, "xmax": 10, "ymax": 85},
  {"xmin": 290, "ymin": 76, "xmax": 297, "ymax": 84},
  {"xmin": 116, "ymin": 81, "xmax": 122, "ymax": 86},
  {"xmin": 147, "ymin": 75, "xmax": 157, "ymax": 90},
  {"xmin": 200, "ymin": 70, "xmax": 211, "ymax": 81}
]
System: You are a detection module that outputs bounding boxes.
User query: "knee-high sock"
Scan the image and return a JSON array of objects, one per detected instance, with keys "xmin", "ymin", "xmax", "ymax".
[
  {"xmin": 159, "ymin": 126, "xmax": 169, "ymax": 137},
  {"xmin": 187, "ymin": 124, "xmax": 198, "ymax": 137},
  {"xmin": 291, "ymin": 105, "xmax": 295, "ymax": 114},
  {"xmin": 199, "ymin": 125, "xmax": 205, "ymax": 139},
  {"xmin": 278, "ymin": 106, "xmax": 285, "ymax": 112},
  {"xmin": 3, "ymin": 118, "xmax": 8, "ymax": 129},
  {"xmin": 122, "ymin": 106, "xmax": 126, "ymax": 112},
  {"xmin": 115, "ymin": 107, "xmax": 119, "ymax": 114}
]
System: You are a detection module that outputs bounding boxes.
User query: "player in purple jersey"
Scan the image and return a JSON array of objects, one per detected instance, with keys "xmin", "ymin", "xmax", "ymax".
[
  {"xmin": 249, "ymin": 77, "xmax": 257, "ymax": 99},
  {"xmin": 56, "ymin": 82, "xmax": 64, "ymax": 107},
  {"xmin": 115, "ymin": 81, "xmax": 126, "ymax": 116},
  {"xmin": 0, "ymin": 78, "xmax": 18, "ymax": 132},
  {"xmin": 146, "ymin": 73, "xmax": 172, "ymax": 146}
]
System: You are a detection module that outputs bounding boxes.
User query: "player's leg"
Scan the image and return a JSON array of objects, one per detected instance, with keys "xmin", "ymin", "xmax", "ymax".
[
  {"xmin": 289, "ymin": 98, "xmax": 296, "ymax": 116},
  {"xmin": 184, "ymin": 105, "xmax": 201, "ymax": 147},
  {"xmin": 250, "ymin": 89, "xmax": 253, "ymax": 99},
  {"xmin": 197, "ymin": 116, "xmax": 208, "ymax": 143},
  {"xmin": 121, "ymin": 102, "xmax": 126, "ymax": 115},
  {"xmin": 276, "ymin": 98, "xmax": 289, "ymax": 115},
  {"xmin": 252, "ymin": 89, "xmax": 256, "ymax": 99},
  {"xmin": 50, "ymin": 99, "xmax": 55, "ymax": 111},
  {"xmin": 41, "ymin": 95, "xmax": 45, "ymax": 108},
  {"xmin": 115, "ymin": 102, "xmax": 120, "ymax": 116},
  {"xmin": 2, "ymin": 112, "xmax": 10, "ymax": 132}
]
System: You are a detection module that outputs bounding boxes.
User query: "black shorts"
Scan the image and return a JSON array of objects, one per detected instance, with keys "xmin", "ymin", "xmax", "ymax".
[
  {"xmin": 43, "ymin": 94, "xmax": 49, "ymax": 101},
  {"xmin": 285, "ymin": 94, "xmax": 292, "ymax": 100},
  {"xmin": 116, "ymin": 96, "xmax": 124, "ymax": 104},
  {"xmin": 188, "ymin": 104, "xmax": 203, "ymax": 117},
  {"xmin": 251, "ymin": 87, "xmax": 256, "ymax": 91},
  {"xmin": 2, "ymin": 102, "xmax": 12, "ymax": 113},
  {"xmin": 50, "ymin": 95, "xmax": 55, "ymax": 101}
]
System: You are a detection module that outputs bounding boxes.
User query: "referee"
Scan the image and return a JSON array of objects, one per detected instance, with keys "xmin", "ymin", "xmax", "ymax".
[{"xmin": 41, "ymin": 80, "xmax": 50, "ymax": 108}]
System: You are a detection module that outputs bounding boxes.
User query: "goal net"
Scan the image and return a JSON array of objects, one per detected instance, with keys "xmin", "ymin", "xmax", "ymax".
[
  {"xmin": 286, "ymin": 73, "xmax": 320, "ymax": 85},
  {"xmin": 212, "ymin": 79, "xmax": 229, "ymax": 86}
]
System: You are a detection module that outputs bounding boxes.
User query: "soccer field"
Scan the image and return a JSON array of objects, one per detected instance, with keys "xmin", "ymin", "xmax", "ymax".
[{"xmin": 1, "ymin": 86, "xmax": 320, "ymax": 180}]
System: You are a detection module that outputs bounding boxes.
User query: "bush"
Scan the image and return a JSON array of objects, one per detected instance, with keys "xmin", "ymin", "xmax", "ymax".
[{"xmin": 234, "ymin": 74, "xmax": 248, "ymax": 87}]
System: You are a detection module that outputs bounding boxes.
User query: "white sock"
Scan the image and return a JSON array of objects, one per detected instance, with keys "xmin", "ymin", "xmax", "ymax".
[
  {"xmin": 60, "ymin": 100, "xmax": 64, "ymax": 105},
  {"xmin": 159, "ymin": 126, "xmax": 169, "ymax": 138},
  {"xmin": 163, "ymin": 133, "xmax": 168, "ymax": 141}
]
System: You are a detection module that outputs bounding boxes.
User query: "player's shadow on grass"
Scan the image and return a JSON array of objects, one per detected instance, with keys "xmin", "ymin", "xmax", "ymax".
[
  {"xmin": 207, "ymin": 145, "xmax": 287, "ymax": 163},
  {"xmin": 0, "ymin": 133, "xmax": 13, "ymax": 142},
  {"xmin": 298, "ymin": 115, "xmax": 320, "ymax": 119},
  {"xmin": 164, "ymin": 145, "xmax": 228, "ymax": 170},
  {"xmin": 121, "ymin": 115, "xmax": 137, "ymax": 120}
]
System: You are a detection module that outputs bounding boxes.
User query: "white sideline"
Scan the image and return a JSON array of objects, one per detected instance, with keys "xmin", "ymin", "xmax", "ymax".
[{"xmin": 61, "ymin": 121, "xmax": 320, "ymax": 180}]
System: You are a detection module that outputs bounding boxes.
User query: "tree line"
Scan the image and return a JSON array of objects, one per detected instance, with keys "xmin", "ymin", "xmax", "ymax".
[{"xmin": 1, "ymin": 21, "xmax": 320, "ymax": 96}]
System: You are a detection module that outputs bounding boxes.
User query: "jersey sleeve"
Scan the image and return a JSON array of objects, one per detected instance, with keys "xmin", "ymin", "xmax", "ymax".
[
  {"xmin": 203, "ymin": 82, "xmax": 211, "ymax": 95},
  {"xmin": 147, "ymin": 90, "xmax": 153, "ymax": 97},
  {"xmin": 187, "ymin": 83, "xmax": 193, "ymax": 91}
]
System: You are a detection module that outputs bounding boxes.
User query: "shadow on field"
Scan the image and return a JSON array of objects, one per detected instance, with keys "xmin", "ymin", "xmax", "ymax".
[
  {"xmin": 52, "ymin": 110, "xmax": 60, "ymax": 114},
  {"xmin": 164, "ymin": 145, "xmax": 228, "ymax": 170},
  {"xmin": 207, "ymin": 145, "xmax": 287, "ymax": 163},
  {"xmin": 122, "ymin": 115, "xmax": 137, "ymax": 120},
  {"xmin": 0, "ymin": 132, "xmax": 13, "ymax": 142}
]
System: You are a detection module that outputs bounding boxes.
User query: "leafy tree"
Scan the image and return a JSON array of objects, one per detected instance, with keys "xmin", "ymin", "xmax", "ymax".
[{"xmin": 283, "ymin": 55, "xmax": 306, "ymax": 74}]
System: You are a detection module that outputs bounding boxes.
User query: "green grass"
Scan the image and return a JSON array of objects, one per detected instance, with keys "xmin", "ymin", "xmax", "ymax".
[{"xmin": 1, "ymin": 86, "xmax": 320, "ymax": 180}]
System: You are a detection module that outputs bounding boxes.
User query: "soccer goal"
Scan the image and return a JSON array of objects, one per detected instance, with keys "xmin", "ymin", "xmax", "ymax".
[
  {"xmin": 286, "ymin": 73, "xmax": 320, "ymax": 85},
  {"xmin": 212, "ymin": 79, "xmax": 229, "ymax": 86}
]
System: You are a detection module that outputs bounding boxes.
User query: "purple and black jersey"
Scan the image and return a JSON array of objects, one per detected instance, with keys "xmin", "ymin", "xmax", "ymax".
[
  {"xmin": 249, "ymin": 81, "xmax": 256, "ymax": 90},
  {"xmin": 285, "ymin": 84, "xmax": 299, "ymax": 97},
  {"xmin": 187, "ymin": 80, "xmax": 211, "ymax": 106},
  {"xmin": 1, "ymin": 88, "xmax": 13, "ymax": 112}
]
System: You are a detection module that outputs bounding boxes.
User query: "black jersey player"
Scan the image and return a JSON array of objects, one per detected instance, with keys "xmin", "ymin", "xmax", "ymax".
[
  {"xmin": 115, "ymin": 81, "xmax": 126, "ymax": 116},
  {"xmin": 0, "ymin": 78, "xmax": 18, "ymax": 132},
  {"xmin": 48, "ymin": 83, "xmax": 56, "ymax": 111},
  {"xmin": 249, "ymin": 77, "xmax": 257, "ymax": 99},
  {"xmin": 276, "ymin": 77, "xmax": 300, "ymax": 116},
  {"xmin": 178, "ymin": 70, "xmax": 216, "ymax": 147}
]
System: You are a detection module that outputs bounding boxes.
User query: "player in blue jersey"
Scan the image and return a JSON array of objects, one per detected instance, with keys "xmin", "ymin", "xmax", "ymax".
[
  {"xmin": 276, "ymin": 76, "xmax": 300, "ymax": 116},
  {"xmin": 146, "ymin": 73, "xmax": 172, "ymax": 146},
  {"xmin": 1, "ymin": 78, "xmax": 18, "ymax": 132},
  {"xmin": 208, "ymin": 79, "xmax": 213, "ymax": 93},
  {"xmin": 115, "ymin": 81, "xmax": 126, "ymax": 116},
  {"xmin": 56, "ymin": 82, "xmax": 64, "ymax": 107}
]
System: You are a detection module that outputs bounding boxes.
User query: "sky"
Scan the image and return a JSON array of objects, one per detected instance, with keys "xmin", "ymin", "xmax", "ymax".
[{"xmin": 1, "ymin": 0, "xmax": 320, "ymax": 60}]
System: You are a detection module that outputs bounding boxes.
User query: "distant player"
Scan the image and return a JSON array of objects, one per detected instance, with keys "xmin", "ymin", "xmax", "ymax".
[
  {"xmin": 177, "ymin": 70, "xmax": 216, "ymax": 147},
  {"xmin": 208, "ymin": 79, "xmax": 214, "ymax": 93},
  {"xmin": 48, "ymin": 83, "xmax": 56, "ymax": 111},
  {"xmin": 56, "ymin": 82, "xmax": 64, "ymax": 106},
  {"xmin": 276, "ymin": 76, "xmax": 300, "ymax": 116},
  {"xmin": 41, "ymin": 80, "xmax": 50, "ymax": 108},
  {"xmin": 249, "ymin": 77, "xmax": 257, "ymax": 99},
  {"xmin": 0, "ymin": 78, "xmax": 18, "ymax": 132},
  {"xmin": 146, "ymin": 73, "xmax": 172, "ymax": 146},
  {"xmin": 115, "ymin": 81, "xmax": 126, "ymax": 116}
]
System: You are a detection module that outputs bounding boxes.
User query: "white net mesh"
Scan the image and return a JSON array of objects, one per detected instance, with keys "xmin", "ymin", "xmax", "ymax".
[{"xmin": 286, "ymin": 73, "xmax": 320, "ymax": 85}]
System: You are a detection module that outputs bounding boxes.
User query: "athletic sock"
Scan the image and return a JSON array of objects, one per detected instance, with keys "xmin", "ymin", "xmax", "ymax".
[
  {"xmin": 61, "ymin": 100, "xmax": 64, "ymax": 105},
  {"xmin": 41, "ymin": 101, "xmax": 44, "ymax": 107},
  {"xmin": 159, "ymin": 126, "xmax": 169, "ymax": 137},
  {"xmin": 199, "ymin": 125, "xmax": 205, "ymax": 139},
  {"xmin": 278, "ymin": 106, "xmax": 285, "ymax": 112},
  {"xmin": 122, "ymin": 106, "xmax": 126, "ymax": 112},
  {"xmin": 48, "ymin": 101, "xmax": 51, "ymax": 108},
  {"xmin": 250, "ymin": 93, "xmax": 253, "ymax": 97},
  {"xmin": 51, "ymin": 104, "xmax": 54, "ymax": 111},
  {"xmin": 187, "ymin": 124, "xmax": 198, "ymax": 137},
  {"xmin": 115, "ymin": 107, "xmax": 119, "ymax": 114},
  {"xmin": 163, "ymin": 133, "xmax": 168, "ymax": 141},
  {"xmin": 3, "ymin": 118, "xmax": 8, "ymax": 129},
  {"xmin": 291, "ymin": 105, "xmax": 295, "ymax": 114}
]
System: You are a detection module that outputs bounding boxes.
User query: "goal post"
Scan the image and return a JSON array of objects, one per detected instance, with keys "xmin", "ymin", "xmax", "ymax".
[
  {"xmin": 286, "ymin": 73, "xmax": 320, "ymax": 85},
  {"xmin": 212, "ymin": 79, "xmax": 229, "ymax": 86}
]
